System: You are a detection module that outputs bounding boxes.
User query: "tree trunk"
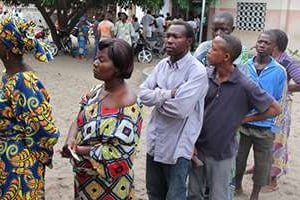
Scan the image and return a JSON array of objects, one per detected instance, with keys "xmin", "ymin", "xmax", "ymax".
[
  {"xmin": 57, "ymin": 0, "xmax": 67, "ymax": 30},
  {"xmin": 35, "ymin": 3, "xmax": 61, "ymax": 48},
  {"xmin": 36, "ymin": 0, "xmax": 95, "ymax": 48},
  {"xmin": 65, "ymin": 0, "xmax": 94, "ymax": 33}
]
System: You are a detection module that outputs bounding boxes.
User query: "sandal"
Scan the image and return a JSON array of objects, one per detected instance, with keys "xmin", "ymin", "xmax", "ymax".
[{"xmin": 261, "ymin": 185, "xmax": 279, "ymax": 193}]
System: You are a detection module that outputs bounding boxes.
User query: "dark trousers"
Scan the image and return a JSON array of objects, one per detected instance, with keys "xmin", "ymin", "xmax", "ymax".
[{"xmin": 146, "ymin": 154, "xmax": 191, "ymax": 200}]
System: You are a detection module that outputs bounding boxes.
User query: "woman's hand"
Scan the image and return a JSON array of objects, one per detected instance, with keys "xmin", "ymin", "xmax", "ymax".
[
  {"xmin": 61, "ymin": 138, "xmax": 76, "ymax": 158},
  {"xmin": 76, "ymin": 145, "xmax": 92, "ymax": 156},
  {"xmin": 61, "ymin": 120, "xmax": 78, "ymax": 158}
]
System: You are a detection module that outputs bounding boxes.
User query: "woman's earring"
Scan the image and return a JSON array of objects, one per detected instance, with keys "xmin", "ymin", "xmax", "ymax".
[{"xmin": 6, "ymin": 51, "xmax": 9, "ymax": 60}]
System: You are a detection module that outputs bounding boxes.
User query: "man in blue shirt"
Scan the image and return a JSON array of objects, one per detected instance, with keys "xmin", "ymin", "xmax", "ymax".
[{"xmin": 235, "ymin": 30, "xmax": 287, "ymax": 200}]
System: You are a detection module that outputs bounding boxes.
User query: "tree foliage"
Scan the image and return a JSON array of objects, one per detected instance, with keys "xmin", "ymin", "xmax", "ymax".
[
  {"xmin": 2, "ymin": 0, "xmax": 217, "ymax": 46},
  {"xmin": 176, "ymin": 0, "xmax": 219, "ymax": 10},
  {"xmin": 2, "ymin": 0, "xmax": 165, "ymax": 46}
]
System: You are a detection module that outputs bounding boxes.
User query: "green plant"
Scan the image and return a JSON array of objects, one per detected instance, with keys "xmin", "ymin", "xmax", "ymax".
[{"xmin": 288, "ymin": 48, "xmax": 300, "ymax": 59}]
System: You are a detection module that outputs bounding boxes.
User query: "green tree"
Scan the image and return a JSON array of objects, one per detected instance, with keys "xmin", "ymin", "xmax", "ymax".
[
  {"xmin": 177, "ymin": 0, "xmax": 218, "ymax": 10},
  {"xmin": 3, "ymin": 0, "xmax": 164, "ymax": 47},
  {"xmin": 175, "ymin": 0, "xmax": 219, "ymax": 19}
]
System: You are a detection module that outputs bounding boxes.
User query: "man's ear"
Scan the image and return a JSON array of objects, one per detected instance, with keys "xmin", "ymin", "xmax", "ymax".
[
  {"xmin": 187, "ymin": 37, "xmax": 192, "ymax": 46},
  {"xmin": 187, "ymin": 37, "xmax": 193, "ymax": 50},
  {"xmin": 224, "ymin": 52, "xmax": 231, "ymax": 62}
]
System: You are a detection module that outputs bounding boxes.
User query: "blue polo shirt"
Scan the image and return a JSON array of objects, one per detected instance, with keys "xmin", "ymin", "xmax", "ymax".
[{"xmin": 246, "ymin": 57, "xmax": 287, "ymax": 132}]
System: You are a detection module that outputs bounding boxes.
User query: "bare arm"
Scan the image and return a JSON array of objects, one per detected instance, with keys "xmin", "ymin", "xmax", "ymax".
[
  {"xmin": 76, "ymin": 146, "xmax": 91, "ymax": 156},
  {"xmin": 241, "ymin": 100, "xmax": 282, "ymax": 124},
  {"xmin": 110, "ymin": 24, "xmax": 115, "ymax": 38}
]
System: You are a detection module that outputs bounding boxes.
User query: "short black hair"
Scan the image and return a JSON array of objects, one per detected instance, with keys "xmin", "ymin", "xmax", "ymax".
[
  {"xmin": 219, "ymin": 34, "xmax": 242, "ymax": 62},
  {"xmin": 260, "ymin": 30, "xmax": 276, "ymax": 43},
  {"xmin": 121, "ymin": 12, "xmax": 128, "ymax": 19},
  {"xmin": 171, "ymin": 20, "xmax": 195, "ymax": 51},
  {"xmin": 98, "ymin": 39, "xmax": 134, "ymax": 79},
  {"xmin": 269, "ymin": 29, "xmax": 288, "ymax": 52},
  {"xmin": 214, "ymin": 12, "xmax": 234, "ymax": 27}
]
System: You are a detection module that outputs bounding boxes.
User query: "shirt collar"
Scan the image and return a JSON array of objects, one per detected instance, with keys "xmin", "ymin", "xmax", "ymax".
[
  {"xmin": 208, "ymin": 66, "xmax": 240, "ymax": 84},
  {"xmin": 249, "ymin": 56, "xmax": 276, "ymax": 71},
  {"xmin": 167, "ymin": 52, "xmax": 191, "ymax": 70},
  {"xmin": 277, "ymin": 52, "xmax": 288, "ymax": 63}
]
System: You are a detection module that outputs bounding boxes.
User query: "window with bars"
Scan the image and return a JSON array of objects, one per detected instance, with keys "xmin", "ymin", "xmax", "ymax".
[{"xmin": 236, "ymin": 2, "xmax": 267, "ymax": 31}]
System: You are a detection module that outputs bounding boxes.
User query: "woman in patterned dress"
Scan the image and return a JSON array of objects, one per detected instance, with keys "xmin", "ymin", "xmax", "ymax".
[
  {"xmin": 262, "ymin": 29, "xmax": 300, "ymax": 192},
  {"xmin": 0, "ymin": 15, "xmax": 60, "ymax": 199},
  {"xmin": 61, "ymin": 38, "xmax": 143, "ymax": 200},
  {"xmin": 77, "ymin": 17, "xmax": 90, "ymax": 59}
]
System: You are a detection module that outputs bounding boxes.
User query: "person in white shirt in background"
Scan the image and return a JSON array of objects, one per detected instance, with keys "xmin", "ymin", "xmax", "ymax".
[
  {"xmin": 156, "ymin": 14, "xmax": 165, "ymax": 37},
  {"xmin": 141, "ymin": 10, "xmax": 155, "ymax": 40}
]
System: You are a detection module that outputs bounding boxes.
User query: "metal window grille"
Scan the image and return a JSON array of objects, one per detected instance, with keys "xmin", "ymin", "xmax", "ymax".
[{"xmin": 236, "ymin": 2, "xmax": 267, "ymax": 31}]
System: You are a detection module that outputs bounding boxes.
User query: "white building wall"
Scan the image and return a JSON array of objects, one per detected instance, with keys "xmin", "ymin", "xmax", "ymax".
[
  {"xmin": 160, "ymin": 0, "xmax": 171, "ymax": 17},
  {"xmin": 135, "ymin": 0, "xmax": 171, "ymax": 22}
]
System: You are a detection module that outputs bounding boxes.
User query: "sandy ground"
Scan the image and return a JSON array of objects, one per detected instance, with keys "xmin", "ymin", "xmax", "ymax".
[{"xmin": 2, "ymin": 53, "xmax": 299, "ymax": 200}]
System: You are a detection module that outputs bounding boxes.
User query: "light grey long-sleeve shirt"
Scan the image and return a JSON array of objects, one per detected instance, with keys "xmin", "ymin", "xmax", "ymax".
[{"xmin": 139, "ymin": 52, "xmax": 208, "ymax": 164}]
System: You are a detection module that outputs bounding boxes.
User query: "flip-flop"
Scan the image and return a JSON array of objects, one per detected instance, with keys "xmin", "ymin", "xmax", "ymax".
[
  {"xmin": 234, "ymin": 188, "xmax": 244, "ymax": 196},
  {"xmin": 261, "ymin": 185, "xmax": 279, "ymax": 193}
]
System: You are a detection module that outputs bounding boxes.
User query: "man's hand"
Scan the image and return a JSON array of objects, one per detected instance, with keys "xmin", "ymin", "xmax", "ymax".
[{"xmin": 191, "ymin": 147, "xmax": 204, "ymax": 167}]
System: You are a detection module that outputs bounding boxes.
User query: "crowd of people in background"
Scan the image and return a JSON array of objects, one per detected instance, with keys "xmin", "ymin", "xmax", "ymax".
[{"xmin": 72, "ymin": 10, "xmax": 202, "ymax": 60}]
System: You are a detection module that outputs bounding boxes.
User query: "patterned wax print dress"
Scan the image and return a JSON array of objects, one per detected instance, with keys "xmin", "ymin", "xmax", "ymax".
[
  {"xmin": 271, "ymin": 52, "xmax": 300, "ymax": 178},
  {"xmin": 0, "ymin": 71, "xmax": 60, "ymax": 199},
  {"xmin": 72, "ymin": 85, "xmax": 143, "ymax": 200},
  {"xmin": 78, "ymin": 24, "xmax": 89, "ymax": 58}
]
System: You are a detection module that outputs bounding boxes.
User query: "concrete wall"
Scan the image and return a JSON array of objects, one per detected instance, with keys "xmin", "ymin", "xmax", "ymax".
[{"xmin": 209, "ymin": 0, "xmax": 300, "ymax": 52}]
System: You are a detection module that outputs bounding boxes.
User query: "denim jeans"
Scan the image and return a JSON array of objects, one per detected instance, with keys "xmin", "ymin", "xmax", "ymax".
[{"xmin": 146, "ymin": 154, "xmax": 191, "ymax": 200}]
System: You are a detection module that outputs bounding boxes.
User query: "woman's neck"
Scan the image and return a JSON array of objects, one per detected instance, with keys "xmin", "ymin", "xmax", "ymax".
[
  {"xmin": 104, "ymin": 79, "xmax": 126, "ymax": 93},
  {"xmin": 3, "ymin": 58, "xmax": 29, "ymax": 75}
]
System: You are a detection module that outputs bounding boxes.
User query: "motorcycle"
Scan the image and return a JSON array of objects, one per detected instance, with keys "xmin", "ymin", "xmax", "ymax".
[
  {"xmin": 56, "ymin": 29, "xmax": 73, "ymax": 55},
  {"xmin": 132, "ymin": 28, "xmax": 153, "ymax": 64},
  {"xmin": 132, "ymin": 28, "xmax": 166, "ymax": 63}
]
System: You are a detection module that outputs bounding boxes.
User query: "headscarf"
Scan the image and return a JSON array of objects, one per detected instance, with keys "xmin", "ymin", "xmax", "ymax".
[{"xmin": 0, "ymin": 14, "xmax": 53, "ymax": 62}]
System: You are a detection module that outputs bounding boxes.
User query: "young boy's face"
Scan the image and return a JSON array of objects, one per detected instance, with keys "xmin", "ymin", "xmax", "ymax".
[
  {"xmin": 207, "ymin": 36, "xmax": 229, "ymax": 66},
  {"xmin": 255, "ymin": 33, "xmax": 275, "ymax": 57},
  {"xmin": 212, "ymin": 17, "xmax": 233, "ymax": 38}
]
